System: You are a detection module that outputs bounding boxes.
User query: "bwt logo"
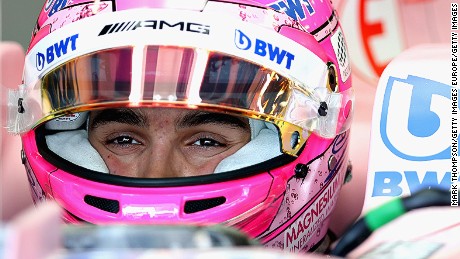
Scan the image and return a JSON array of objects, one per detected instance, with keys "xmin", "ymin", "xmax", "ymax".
[
  {"xmin": 380, "ymin": 75, "xmax": 453, "ymax": 161},
  {"xmin": 234, "ymin": 29, "xmax": 295, "ymax": 70},
  {"xmin": 268, "ymin": 0, "xmax": 315, "ymax": 21},
  {"xmin": 45, "ymin": 0, "xmax": 68, "ymax": 17},
  {"xmin": 36, "ymin": 34, "xmax": 79, "ymax": 71},
  {"xmin": 372, "ymin": 171, "xmax": 452, "ymax": 197}
]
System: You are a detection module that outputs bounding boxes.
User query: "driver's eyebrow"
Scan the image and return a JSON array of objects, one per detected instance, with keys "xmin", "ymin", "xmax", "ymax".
[
  {"xmin": 177, "ymin": 111, "xmax": 249, "ymax": 130},
  {"xmin": 89, "ymin": 108, "xmax": 148, "ymax": 129}
]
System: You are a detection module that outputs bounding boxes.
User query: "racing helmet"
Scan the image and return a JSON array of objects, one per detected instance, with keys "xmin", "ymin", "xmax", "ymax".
[{"xmin": 8, "ymin": 0, "xmax": 354, "ymax": 252}]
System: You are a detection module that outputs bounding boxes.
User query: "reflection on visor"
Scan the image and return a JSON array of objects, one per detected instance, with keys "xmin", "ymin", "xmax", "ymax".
[
  {"xmin": 8, "ymin": 46, "xmax": 353, "ymax": 155},
  {"xmin": 40, "ymin": 47, "xmax": 290, "ymax": 114}
]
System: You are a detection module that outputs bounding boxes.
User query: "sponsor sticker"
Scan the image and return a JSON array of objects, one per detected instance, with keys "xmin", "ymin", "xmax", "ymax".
[
  {"xmin": 36, "ymin": 33, "xmax": 79, "ymax": 71},
  {"xmin": 234, "ymin": 29, "xmax": 295, "ymax": 70}
]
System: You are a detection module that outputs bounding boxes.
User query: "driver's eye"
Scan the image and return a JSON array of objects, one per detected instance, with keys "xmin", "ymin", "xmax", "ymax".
[
  {"xmin": 193, "ymin": 138, "xmax": 224, "ymax": 147},
  {"xmin": 111, "ymin": 136, "xmax": 141, "ymax": 145}
]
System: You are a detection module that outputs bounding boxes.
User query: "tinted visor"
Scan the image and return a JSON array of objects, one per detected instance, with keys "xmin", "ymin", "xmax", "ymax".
[{"xmin": 41, "ymin": 46, "xmax": 290, "ymax": 113}]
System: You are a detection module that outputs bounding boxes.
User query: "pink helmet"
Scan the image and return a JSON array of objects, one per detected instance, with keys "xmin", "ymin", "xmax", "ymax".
[{"xmin": 8, "ymin": 0, "xmax": 353, "ymax": 253}]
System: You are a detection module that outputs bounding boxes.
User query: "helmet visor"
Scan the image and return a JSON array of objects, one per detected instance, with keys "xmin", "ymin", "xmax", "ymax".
[
  {"xmin": 40, "ymin": 46, "xmax": 292, "ymax": 116},
  {"xmin": 9, "ymin": 46, "xmax": 353, "ymax": 155}
]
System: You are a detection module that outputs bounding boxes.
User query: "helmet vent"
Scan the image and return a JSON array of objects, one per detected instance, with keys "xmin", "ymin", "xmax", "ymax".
[
  {"xmin": 184, "ymin": 196, "xmax": 226, "ymax": 214},
  {"xmin": 84, "ymin": 195, "xmax": 120, "ymax": 214}
]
